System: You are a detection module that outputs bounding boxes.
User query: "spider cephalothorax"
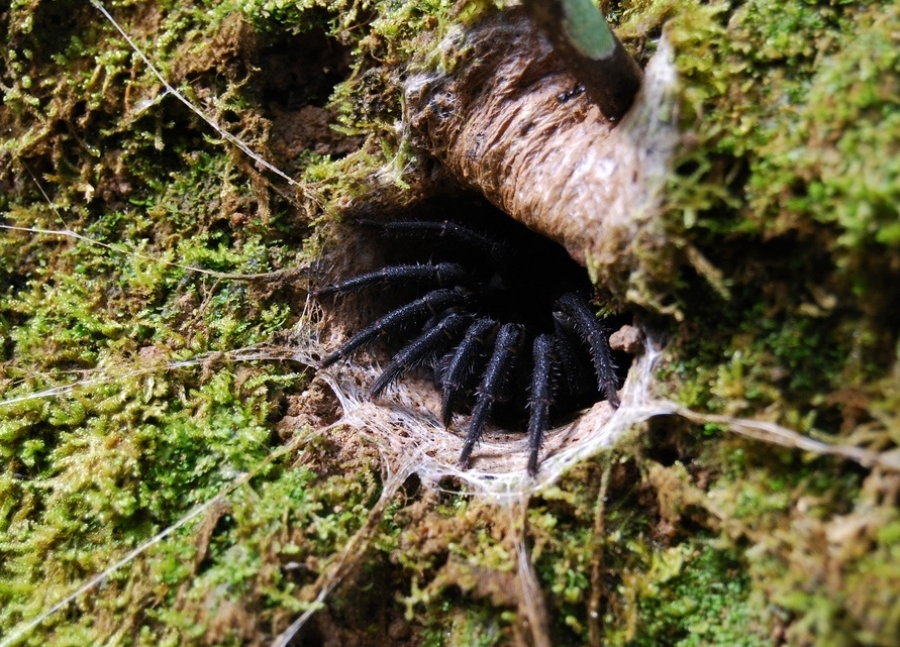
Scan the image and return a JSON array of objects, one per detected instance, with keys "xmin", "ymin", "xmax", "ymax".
[{"xmin": 316, "ymin": 213, "xmax": 626, "ymax": 475}]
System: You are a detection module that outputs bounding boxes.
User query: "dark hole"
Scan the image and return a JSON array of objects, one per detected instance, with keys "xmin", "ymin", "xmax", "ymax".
[
  {"xmin": 401, "ymin": 472, "xmax": 422, "ymax": 500},
  {"xmin": 257, "ymin": 27, "xmax": 351, "ymax": 110},
  {"xmin": 322, "ymin": 193, "xmax": 634, "ymax": 434},
  {"xmin": 368, "ymin": 197, "xmax": 594, "ymax": 335},
  {"xmin": 255, "ymin": 25, "xmax": 361, "ymax": 166}
]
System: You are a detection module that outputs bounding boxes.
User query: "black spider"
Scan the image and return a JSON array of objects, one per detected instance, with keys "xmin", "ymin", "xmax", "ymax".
[{"xmin": 315, "ymin": 215, "xmax": 624, "ymax": 475}]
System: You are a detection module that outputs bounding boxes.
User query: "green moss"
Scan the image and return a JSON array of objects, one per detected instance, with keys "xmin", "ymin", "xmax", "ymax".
[
  {"xmin": 616, "ymin": 542, "xmax": 769, "ymax": 647},
  {"xmin": 522, "ymin": 451, "xmax": 776, "ymax": 645},
  {"xmin": 656, "ymin": 0, "xmax": 899, "ymax": 350},
  {"xmin": 628, "ymin": 1, "xmax": 900, "ymax": 496},
  {"xmin": 1, "ymin": 0, "xmax": 362, "ymax": 641}
]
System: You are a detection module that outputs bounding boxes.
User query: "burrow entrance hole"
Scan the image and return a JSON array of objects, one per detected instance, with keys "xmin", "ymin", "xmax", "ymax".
[{"xmin": 316, "ymin": 193, "xmax": 635, "ymax": 437}]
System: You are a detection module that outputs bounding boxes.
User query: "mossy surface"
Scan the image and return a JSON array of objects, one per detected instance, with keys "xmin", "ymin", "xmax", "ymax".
[
  {"xmin": 611, "ymin": 2, "xmax": 900, "ymax": 644},
  {"xmin": 1, "ymin": 0, "xmax": 898, "ymax": 646}
]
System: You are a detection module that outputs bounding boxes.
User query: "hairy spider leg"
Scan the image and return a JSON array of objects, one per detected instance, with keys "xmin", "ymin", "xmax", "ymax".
[
  {"xmin": 314, "ymin": 262, "xmax": 468, "ymax": 298},
  {"xmin": 319, "ymin": 288, "xmax": 467, "ymax": 369},
  {"xmin": 552, "ymin": 313, "xmax": 589, "ymax": 398},
  {"xmin": 370, "ymin": 311, "xmax": 471, "ymax": 397},
  {"xmin": 458, "ymin": 323, "xmax": 523, "ymax": 469},
  {"xmin": 358, "ymin": 219, "xmax": 508, "ymax": 267},
  {"xmin": 437, "ymin": 317, "xmax": 497, "ymax": 426},
  {"xmin": 556, "ymin": 293, "xmax": 620, "ymax": 407},
  {"xmin": 527, "ymin": 334, "xmax": 557, "ymax": 476}
]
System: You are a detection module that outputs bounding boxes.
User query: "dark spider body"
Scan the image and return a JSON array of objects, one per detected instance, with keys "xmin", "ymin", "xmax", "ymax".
[{"xmin": 316, "ymin": 214, "xmax": 624, "ymax": 475}]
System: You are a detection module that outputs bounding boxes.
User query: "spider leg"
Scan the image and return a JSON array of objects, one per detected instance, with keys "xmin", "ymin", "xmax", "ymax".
[
  {"xmin": 556, "ymin": 293, "xmax": 620, "ymax": 407},
  {"xmin": 314, "ymin": 262, "xmax": 468, "ymax": 298},
  {"xmin": 370, "ymin": 311, "xmax": 470, "ymax": 397},
  {"xmin": 458, "ymin": 322, "xmax": 523, "ymax": 469},
  {"xmin": 319, "ymin": 288, "xmax": 467, "ymax": 369},
  {"xmin": 527, "ymin": 333, "xmax": 557, "ymax": 476},
  {"xmin": 437, "ymin": 317, "xmax": 497, "ymax": 426},
  {"xmin": 552, "ymin": 313, "xmax": 588, "ymax": 398}
]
